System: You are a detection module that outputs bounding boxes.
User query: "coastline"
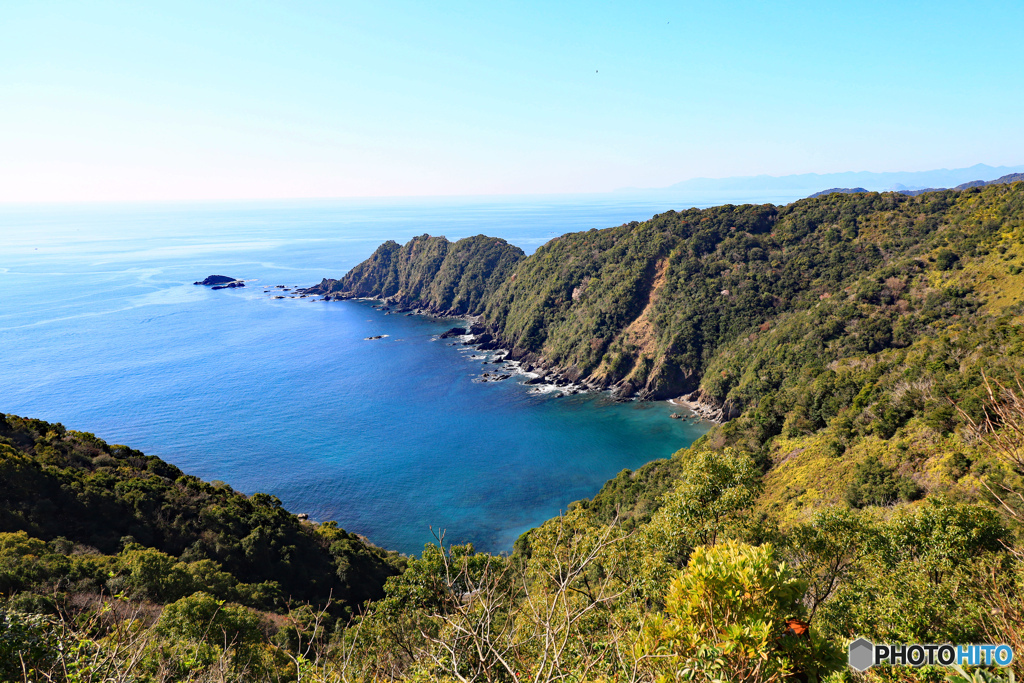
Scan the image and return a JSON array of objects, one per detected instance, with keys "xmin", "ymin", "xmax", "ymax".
[
  {"xmin": 273, "ymin": 287, "xmax": 720, "ymax": 423},
  {"xmin": 437, "ymin": 314, "xmax": 715, "ymax": 419},
  {"xmin": 0, "ymin": 199, "xmax": 723, "ymax": 558},
  {"xmin": 666, "ymin": 395, "xmax": 729, "ymax": 424}
]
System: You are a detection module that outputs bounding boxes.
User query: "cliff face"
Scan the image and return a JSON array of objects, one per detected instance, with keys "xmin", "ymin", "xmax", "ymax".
[
  {"xmin": 311, "ymin": 183, "xmax": 1024, "ymax": 405},
  {"xmin": 479, "ymin": 203, "xmax": 779, "ymax": 400},
  {"xmin": 303, "ymin": 234, "xmax": 525, "ymax": 316}
]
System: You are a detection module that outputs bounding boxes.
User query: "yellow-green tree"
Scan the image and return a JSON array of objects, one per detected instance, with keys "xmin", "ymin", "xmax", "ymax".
[{"xmin": 638, "ymin": 540, "xmax": 841, "ymax": 683}]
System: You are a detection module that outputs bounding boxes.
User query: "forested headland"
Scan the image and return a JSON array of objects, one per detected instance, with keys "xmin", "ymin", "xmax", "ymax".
[{"xmin": 4, "ymin": 183, "xmax": 1024, "ymax": 681}]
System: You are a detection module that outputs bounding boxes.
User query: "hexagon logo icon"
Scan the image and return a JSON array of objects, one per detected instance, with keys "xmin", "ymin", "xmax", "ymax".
[{"xmin": 848, "ymin": 638, "xmax": 874, "ymax": 671}]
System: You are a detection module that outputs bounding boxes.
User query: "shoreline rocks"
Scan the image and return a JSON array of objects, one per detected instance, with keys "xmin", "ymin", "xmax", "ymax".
[
  {"xmin": 300, "ymin": 294, "xmax": 718, "ymax": 420},
  {"xmin": 669, "ymin": 391, "xmax": 740, "ymax": 423}
]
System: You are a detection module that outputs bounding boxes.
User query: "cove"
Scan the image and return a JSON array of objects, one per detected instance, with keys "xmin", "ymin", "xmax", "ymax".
[{"xmin": 0, "ymin": 199, "xmax": 714, "ymax": 554}]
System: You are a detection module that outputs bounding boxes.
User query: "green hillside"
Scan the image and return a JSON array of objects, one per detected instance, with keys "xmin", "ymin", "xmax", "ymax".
[
  {"xmin": 484, "ymin": 185, "xmax": 1024, "ymax": 401},
  {"xmin": 310, "ymin": 184, "xmax": 1024, "ymax": 513},
  {"xmin": 0, "ymin": 414, "xmax": 403, "ymax": 614},
  {"xmin": 316, "ymin": 185, "xmax": 1024, "ymax": 409},
  {"xmin": 302, "ymin": 234, "xmax": 525, "ymax": 316}
]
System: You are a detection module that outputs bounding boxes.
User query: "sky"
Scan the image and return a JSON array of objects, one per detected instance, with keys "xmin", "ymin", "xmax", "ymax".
[{"xmin": 1, "ymin": 0, "xmax": 1023, "ymax": 202}]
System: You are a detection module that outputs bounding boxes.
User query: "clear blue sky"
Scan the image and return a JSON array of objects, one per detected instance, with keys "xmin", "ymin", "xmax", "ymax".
[{"xmin": 2, "ymin": 0, "xmax": 1022, "ymax": 201}]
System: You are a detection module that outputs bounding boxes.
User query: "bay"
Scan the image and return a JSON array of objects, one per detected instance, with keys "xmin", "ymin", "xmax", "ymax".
[{"xmin": 0, "ymin": 194, "xmax": 796, "ymax": 554}]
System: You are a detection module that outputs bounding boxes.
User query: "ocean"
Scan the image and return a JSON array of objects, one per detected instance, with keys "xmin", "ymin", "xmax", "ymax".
[{"xmin": 0, "ymin": 194, "xmax": 797, "ymax": 554}]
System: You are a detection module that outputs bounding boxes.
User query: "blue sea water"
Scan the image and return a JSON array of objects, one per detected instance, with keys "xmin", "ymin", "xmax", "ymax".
[{"xmin": 0, "ymin": 194, "xmax": 795, "ymax": 555}]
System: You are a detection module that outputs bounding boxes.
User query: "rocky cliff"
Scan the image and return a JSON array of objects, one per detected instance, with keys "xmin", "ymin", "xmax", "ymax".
[{"xmin": 302, "ymin": 234, "xmax": 524, "ymax": 316}]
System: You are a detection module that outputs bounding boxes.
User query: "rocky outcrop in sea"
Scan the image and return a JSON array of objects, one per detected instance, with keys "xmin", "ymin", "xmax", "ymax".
[{"xmin": 194, "ymin": 275, "xmax": 245, "ymax": 289}]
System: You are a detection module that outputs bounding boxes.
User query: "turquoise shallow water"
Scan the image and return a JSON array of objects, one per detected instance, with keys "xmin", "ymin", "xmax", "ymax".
[{"xmin": 0, "ymin": 196, "xmax": 786, "ymax": 554}]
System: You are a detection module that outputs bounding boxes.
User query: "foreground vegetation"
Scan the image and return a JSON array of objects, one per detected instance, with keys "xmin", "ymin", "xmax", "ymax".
[
  {"xmin": 4, "ymin": 184, "xmax": 1024, "ymax": 681},
  {"xmin": 3, "ymin": 423, "xmax": 1022, "ymax": 681}
]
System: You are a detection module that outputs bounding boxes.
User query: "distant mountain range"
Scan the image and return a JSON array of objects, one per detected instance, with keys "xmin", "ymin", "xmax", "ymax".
[
  {"xmin": 619, "ymin": 163, "xmax": 1024, "ymax": 197},
  {"xmin": 808, "ymin": 172, "xmax": 1024, "ymax": 198}
]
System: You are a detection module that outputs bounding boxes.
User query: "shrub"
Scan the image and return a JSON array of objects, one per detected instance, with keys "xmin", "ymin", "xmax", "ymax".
[
  {"xmin": 0, "ymin": 611, "xmax": 63, "ymax": 680},
  {"xmin": 638, "ymin": 541, "xmax": 842, "ymax": 683},
  {"xmin": 936, "ymin": 248, "xmax": 960, "ymax": 271},
  {"xmin": 817, "ymin": 503, "xmax": 1007, "ymax": 642},
  {"xmin": 158, "ymin": 592, "xmax": 263, "ymax": 649},
  {"xmin": 844, "ymin": 455, "xmax": 923, "ymax": 508}
]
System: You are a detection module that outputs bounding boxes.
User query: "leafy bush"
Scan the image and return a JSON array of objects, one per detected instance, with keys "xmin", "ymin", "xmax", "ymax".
[
  {"xmin": 0, "ymin": 610, "xmax": 63, "ymax": 680},
  {"xmin": 157, "ymin": 591, "xmax": 267, "ymax": 674},
  {"xmin": 817, "ymin": 502, "xmax": 1008, "ymax": 642},
  {"xmin": 638, "ymin": 541, "xmax": 842, "ymax": 683},
  {"xmin": 844, "ymin": 455, "xmax": 923, "ymax": 508},
  {"xmin": 936, "ymin": 248, "xmax": 960, "ymax": 271}
]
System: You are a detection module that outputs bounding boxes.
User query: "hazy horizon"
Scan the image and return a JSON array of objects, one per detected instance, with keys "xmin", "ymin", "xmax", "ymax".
[
  {"xmin": 2, "ymin": 162, "xmax": 1021, "ymax": 207},
  {"xmin": 3, "ymin": 1, "xmax": 1023, "ymax": 203}
]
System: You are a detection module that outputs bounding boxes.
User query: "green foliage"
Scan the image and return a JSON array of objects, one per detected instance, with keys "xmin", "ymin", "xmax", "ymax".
[
  {"xmin": 343, "ymin": 540, "xmax": 509, "ymax": 677},
  {"xmin": 0, "ymin": 530, "xmax": 116, "ymax": 604},
  {"xmin": 845, "ymin": 455, "xmax": 924, "ymax": 508},
  {"xmin": 367, "ymin": 540, "xmax": 503, "ymax": 627},
  {"xmin": 947, "ymin": 664, "xmax": 1017, "ymax": 683},
  {"xmin": 0, "ymin": 610, "xmax": 63, "ymax": 680},
  {"xmin": 782, "ymin": 508, "xmax": 867, "ymax": 620},
  {"xmin": 341, "ymin": 509, "xmax": 653, "ymax": 681},
  {"xmin": 0, "ymin": 414, "xmax": 403, "ymax": 613},
  {"xmin": 118, "ymin": 544, "xmax": 277, "ymax": 606},
  {"xmin": 573, "ymin": 454, "xmax": 685, "ymax": 529},
  {"xmin": 643, "ymin": 447, "xmax": 762, "ymax": 566},
  {"xmin": 936, "ymin": 248, "xmax": 960, "ymax": 271},
  {"xmin": 817, "ymin": 502, "xmax": 1008, "ymax": 642},
  {"xmin": 638, "ymin": 540, "xmax": 842, "ymax": 683},
  {"xmin": 157, "ymin": 592, "xmax": 265, "ymax": 666}
]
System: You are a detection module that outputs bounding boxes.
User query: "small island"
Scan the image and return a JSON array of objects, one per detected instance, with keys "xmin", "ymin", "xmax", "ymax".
[{"xmin": 193, "ymin": 275, "xmax": 245, "ymax": 289}]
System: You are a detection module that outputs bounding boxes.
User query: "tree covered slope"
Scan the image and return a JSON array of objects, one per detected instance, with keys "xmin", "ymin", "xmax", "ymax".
[
  {"xmin": 0, "ymin": 414, "xmax": 403, "ymax": 612},
  {"xmin": 323, "ymin": 184, "xmax": 1024, "ymax": 407},
  {"xmin": 302, "ymin": 234, "xmax": 525, "ymax": 316},
  {"xmin": 486, "ymin": 185, "xmax": 1024, "ymax": 399}
]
